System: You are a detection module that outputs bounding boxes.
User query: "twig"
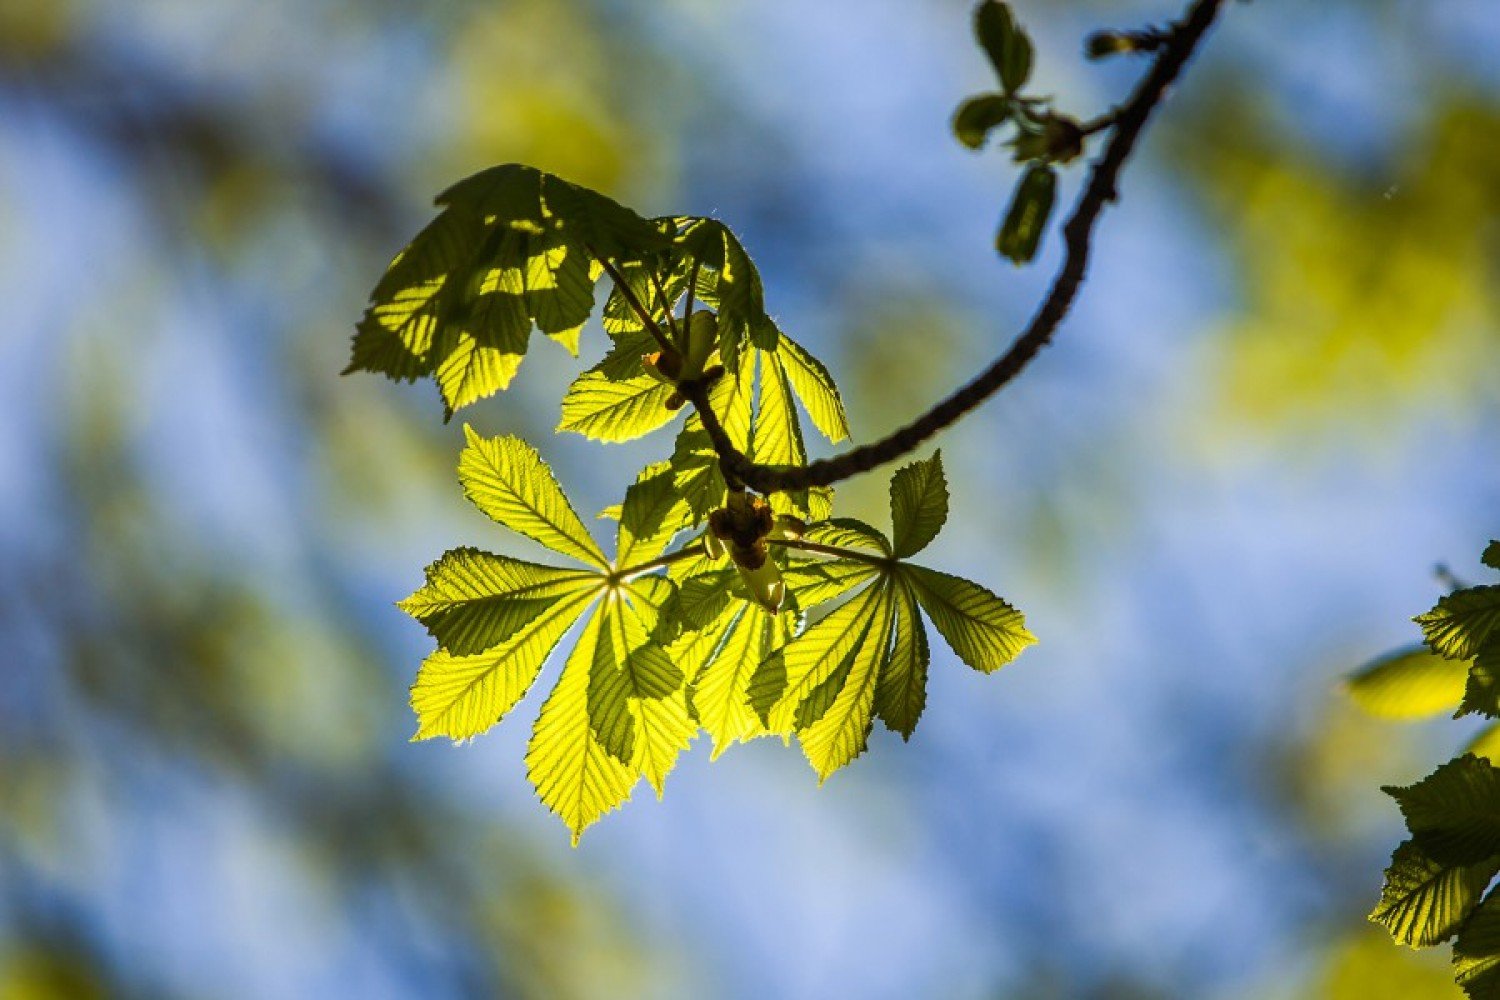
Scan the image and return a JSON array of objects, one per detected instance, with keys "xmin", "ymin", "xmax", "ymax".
[
  {"xmin": 591, "ymin": 249, "xmax": 675, "ymax": 355},
  {"xmin": 680, "ymin": 0, "xmax": 1228, "ymax": 495}
]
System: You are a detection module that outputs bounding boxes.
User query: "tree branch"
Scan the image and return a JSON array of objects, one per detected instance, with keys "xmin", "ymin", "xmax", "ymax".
[{"xmin": 680, "ymin": 0, "xmax": 1227, "ymax": 495}]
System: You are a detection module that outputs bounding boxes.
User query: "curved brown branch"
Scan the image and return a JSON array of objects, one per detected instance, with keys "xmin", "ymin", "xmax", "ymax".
[{"xmin": 680, "ymin": 0, "xmax": 1227, "ymax": 495}]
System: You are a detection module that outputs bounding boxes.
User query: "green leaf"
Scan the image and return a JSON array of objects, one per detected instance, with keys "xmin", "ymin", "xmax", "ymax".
[
  {"xmin": 805, "ymin": 518, "xmax": 892, "ymax": 556},
  {"xmin": 1345, "ymin": 646, "xmax": 1470, "ymax": 720},
  {"xmin": 1369, "ymin": 839, "xmax": 1498, "ymax": 948},
  {"xmin": 557, "ymin": 367, "xmax": 680, "ymax": 443},
  {"xmin": 586, "ymin": 595, "xmax": 686, "ymax": 764},
  {"xmin": 674, "ymin": 220, "xmax": 776, "ymax": 372},
  {"xmin": 399, "ymin": 547, "xmax": 597, "ymax": 655},
  {"xmin": 1417, "ymin": 586, "xmax": 1500, "ymax": 661},
  {"xmin": 351, "ymin": 164, "xmax": 675, "ymax": 415},
  {"xmin": 409, "ymin": 588, "xmax": 596, "ymax": 742},
  {"xmin": 1461, "ymin": 645, "xmax": 1500, "ymax": 720},
  {"xmin": 457, "ymin": 428, "xmax": 609, "ymax": 569},
  {"xmin": 876, "ymin": 576, "xmax": 930, "ymax": 740},
  {"xmin": 997, "ymin": 163, "xmax": 1057, "ymax": 264},
  {"xmin": 1484, "ymin": 542, "xmax": 1500, "ymax": 572},
  {"xmin": 1386, "ymin": 755, "xmax": 1500, "ymax": 866},
  {"xmin": 953, "ymin": 93, "xmax": 1012, "ymax": 149},
  {"xmin": 534, "ymin": 171, "xmax": 671, "ymax": 260},
  {"xmin": 888, "ymin": 450, "xmax": 950, "ymax": 559},
  {"xmin": 752, "ymin": 580, "xmax": 888, "ymax": 732},
  {"xmin": 904, "ymin": 564, "xmax": 1034, "ymax": 673},
  {"xmin": 974, "ymin": 1, "xmax": 1033, "ymax": 94},
  {"xmin": 798, "ymin": 580, "xmax": 898, "ymax": 781},
  {"xmin": 781, "ymin": 560, "xmax": 881, "ymax": 611},
  {"xmin": 776, "ymin": 333, "xmax": 850, "ymax": 444},
  {"xmin": 348, "ymin": 208, "xmax": 492, "ymax": 382},
  {"xmin": 671, "ymin": 420, "xmax": 728, "ymax": 521},
  {"xmin": 615, "ymin": 463, "xmax": 693, "ymax": 568},
  {"xmin": 1455, "ymin": 887, "xmax": 1500, "ymax": 999},
  {"xmin": 751, "ymin": 349, "xmax": 818, "ymax": 519},
  {"xmin": 525, "ymin": 611, "xmax": 639, "ymax": 845},
  {"xmin": 690, "ymin": 606, "xmax": 792, "ymax": 759},
  {"xmin": 522, "ymin": 227, "xmax": 596, "ymax": 355}
]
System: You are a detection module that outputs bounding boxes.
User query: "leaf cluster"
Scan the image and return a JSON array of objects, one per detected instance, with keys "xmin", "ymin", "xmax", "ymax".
[
  {"xmin": 951, "ymin": 1, "xmax": 1085, "ymax": 264},
  {"xmin": 402, "ymin": 435, "xmax": 1033, "ymax": 841},
  {"xmin": 1351, "ymin": 540, "xmax": 1500, "ymax": 996},
  {"xmin": 346, "ymin": 0, "xmax": 1081, "ymax": 844}
]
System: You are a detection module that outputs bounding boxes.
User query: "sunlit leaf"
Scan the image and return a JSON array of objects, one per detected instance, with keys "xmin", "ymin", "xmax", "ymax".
[
  {"xmin": 903, "ymin": 564, "xmax": 1034, "ymax": 673},
  {"xmin": 876, "ymin": 576, "xmax": 930, "ymax": 740},
  {"xmin": 752, "ymin": 580, "xmax": 887, "ymax": 732},
  {"xmin": 525, "ymin": 611, "xmax": 639, "ymax": 845},
  {"xmin": 410, "ymin": 588, "xmax": 596, "ymax": 742},
  {"xmin": 1346, "ymin": 646, "xmax": 1469, "ymax": 721},
  {"xmin": 798, "ymin": 579, "xmax": 897, "ymax": 781},
  {"xmin": 689, "ymin": 606, "xmax": 791, "ymax": 758},
  {"xmin": 557, "ymin": 368, "xmax": 679, "ymax": 443},
  {"xmin": 1370, "ymin": 839, "xmax": 1498, "ymax": 948},
  {"xmin": 805, "ymin": 518, "xmax": 891, "ymax": 556},
  {"xmin": 776, "ymin": 333, "xmax": 851, "ymax": 443},
  {"xmin": 615, "ymin": 462, "xmax": 693, "ymax": 568},
  {"xmin": 399, "ymin": 546, "xmax": 597, "ymax": 655},
  {"xmin": 888, "ymin": 450, "xmax": 949, "ymax": 559},
  {"xmin": 1418, "ymin": 587, "xmax": 1500, "ymax": 661},
  {"xmin": 457, "ymin": 427, "xmax": 609, "ymax": 568},
  {"xmin": 587, "ymin": 594, "xmax": 686, "ymax": 764}
]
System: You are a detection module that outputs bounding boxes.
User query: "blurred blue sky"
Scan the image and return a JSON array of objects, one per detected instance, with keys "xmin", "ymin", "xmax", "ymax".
[{"xmin": 2, "ymin": 1, "xmax": 1498, "ymax": 997}]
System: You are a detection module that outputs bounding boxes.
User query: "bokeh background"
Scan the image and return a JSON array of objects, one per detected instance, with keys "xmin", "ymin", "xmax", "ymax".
[{"xmin": 2, "ymin": 0, "xmax": 1498, "ymax": 996}]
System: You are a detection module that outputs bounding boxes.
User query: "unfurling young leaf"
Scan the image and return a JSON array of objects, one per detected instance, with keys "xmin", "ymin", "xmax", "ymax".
[
  {"xmin": 997, "ymin": 163, "xmax": 1057, "ymax": 264},
  {"xmin": 973, "ymin": 1, "xmax": 1033, "ymax": 94},
  {"xmin": 953, "ymin": 94, "xmax": 1013, "ymax": 150}
]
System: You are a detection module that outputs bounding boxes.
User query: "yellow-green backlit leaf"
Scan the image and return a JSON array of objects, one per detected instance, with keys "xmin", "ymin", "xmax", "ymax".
[
  {"xmin": 888, "ymin": 451, "xmax": 949, "ymax": 559},
  {"xmin": 457, "ymin": 428, "xmax": 608, "ymax": 569},
  {"xmin": 558, "ymin": 369, "xmax": 678, "ymax": 443},
  {"xmin": 525, "ymin": 612, "xmax": 639, "ymax": 845},
  {"xmin": 805, "ymin": 518, "xmax": 891, "ymax": 556},
  {"xmin": 798, "ymin": 580, "xmax": 897, "ymax": 782},
  {"xmin": 1417, "ymin": 586, "xmax": 1500, "ymax": 661},
  {"xmin": 753, "ymin": 581, "xmax": 887, "ymax": 733},
  {"xmin": 777, "ymin": 333, "xmax": 850, "ymax": 443},
  {"xmin": 1369, "ymin": 839, "xmax": 1498, "ymax": 948},
  {"xmin": 782, "ymin": 560, "xmax": 880, "ymax": 611},
  {"xmin": 691, "ymin": 606, "xmax": 791, "ymax": 759},
  {"xmin": 904, "ymin": 565, "xmax": 1034, "ymax": 673},
  {"xmin": 876, "ymin": 576, "xmax": 929, "ymax": 740},
  {"xmin": 616, "ymin": 463, "xmax": 692, "ymax": 568},
  {"xmin": 522, "ymin": 228, "xmax": 594, "ymax": 354},
  {"xmin": 587, "ymin": 596, "xmax": 685, "ymax": 763},
  {"xmin": 410, "ymin": 589, "xmax": 596, "ymax": 743},
  {"xmin": 1346, "ymin": 646, "xmax": 1470, "ymax": 720},
  {"xmin": 399, "ymin": 547, "xmax": 597, "ymax": 655}
]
